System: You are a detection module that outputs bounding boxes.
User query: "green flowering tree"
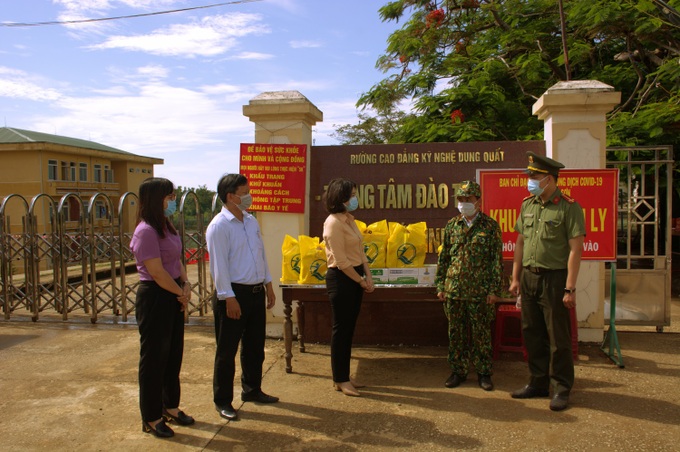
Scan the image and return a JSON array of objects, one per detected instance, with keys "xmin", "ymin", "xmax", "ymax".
[{"xmin": 351, "ymin": 0, "xmax": 680, "ymax": 151}]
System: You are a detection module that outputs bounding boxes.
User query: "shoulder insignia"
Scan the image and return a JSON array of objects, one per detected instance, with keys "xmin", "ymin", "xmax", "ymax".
[
  {"xmin": 522, "ymin": 195, "xmax": 534, "ymax": 202},
  {"xmin": 560, "ymin": 193, "xmax": 576, "ymax": 203}
]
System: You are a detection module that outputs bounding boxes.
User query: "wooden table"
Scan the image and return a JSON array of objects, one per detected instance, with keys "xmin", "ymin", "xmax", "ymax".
[{"xmin": 280, "ymin": 284, "xmax": 438, "ymax": 373}]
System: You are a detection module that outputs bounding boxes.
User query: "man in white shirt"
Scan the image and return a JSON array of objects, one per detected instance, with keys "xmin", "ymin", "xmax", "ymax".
[{"xmin": 206, "ymin": 174, "xmax": 278, "ymax": 421}]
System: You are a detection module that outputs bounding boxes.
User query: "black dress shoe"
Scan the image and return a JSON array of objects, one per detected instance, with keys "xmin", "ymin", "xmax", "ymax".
[
  {"xmin": 241, "ymin": 390, "xmax": 279, "ymax": 403},
  {"xmin": 549, "ymin": 394, "xmax": 569, "ymax": 411},
  {"xmin": 478, "ymin": 374, "xmax": 494, "ymax": 391},
  {"xmin": 142, "ymin": 419, "xmax": 174, "ymax": 438},
  {"xmin": 163, "ymin": 409, "xmax": 195, "ymax": 426},
  {"xmin": 511, "ymin": 385, "xmax": 550, "ymax": 399},
  {"xmin": 216, "ymin": 405, "xmax": 239, "ymax": 421},
  {"xmin": 444, "ymin": 372, "xmax": 467, "ymax": 388}
]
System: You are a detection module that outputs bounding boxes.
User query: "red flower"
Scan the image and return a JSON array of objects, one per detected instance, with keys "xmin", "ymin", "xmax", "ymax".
[
  {"xmin": 451, "ymin": 109, "xmax": 465, "ymax": 124},
  {"xmin": 399, "ymin": 55, "xmax": 407, "ymax": 64},
  {"xmin": 425, "ymin": 9, "xmax": 445, "ymax": 28}
]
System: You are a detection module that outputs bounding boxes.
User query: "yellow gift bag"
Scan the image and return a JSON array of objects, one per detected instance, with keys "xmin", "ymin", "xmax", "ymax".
[
  {"xmin": 280, "ymin": 234, "xmax": 301, "ymax": 283},
  {"xmin": 298, "ymin": 235, "xmax": 328, "ymax": 284},
  {"xmin": 387, "ymin": 221, "xmax": 427, "ymax": 268},
  {"xmin": 363, "ymin": 220, "xmax": 389, "ymax": 268}
]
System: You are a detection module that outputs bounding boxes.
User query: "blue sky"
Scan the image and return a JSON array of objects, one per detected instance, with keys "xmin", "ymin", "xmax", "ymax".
[{"xmin": 1, "ymin": 0, "xmax": 401, "ymax": 189}]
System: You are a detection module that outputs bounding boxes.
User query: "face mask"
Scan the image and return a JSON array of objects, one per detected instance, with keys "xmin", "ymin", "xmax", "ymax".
[
  {"xmin": 527, "ymin": 176, "xmax": 548, "ymax": 196},
  {"xmin": 346, "ymin": 196, "xmax": 359, "ymax": 212},
  {"xmin": 457, "ymin": 202, "xmax": 477, "ymax": 217},
  {"xmin": 164, "ymin": 199, "xmax": 177, "ymax": 217},
  {"xmin": 234, "ymin": 193, "xmax": 252, "ymax": 211}
]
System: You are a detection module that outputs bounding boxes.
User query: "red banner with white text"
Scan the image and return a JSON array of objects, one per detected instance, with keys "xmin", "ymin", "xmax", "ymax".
[
  {"xmin": 239, "ymin": 143, "xmax": 307, "ymax": 213},
  {"xmin": 479, "ymin": 169, "xmax": 619, "ymax": 261}
]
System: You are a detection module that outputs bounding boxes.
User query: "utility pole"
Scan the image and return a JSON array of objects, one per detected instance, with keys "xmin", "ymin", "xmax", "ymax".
[{"xmin": 558, "ymin": 0, "xmax": 571, "ymax": 80}]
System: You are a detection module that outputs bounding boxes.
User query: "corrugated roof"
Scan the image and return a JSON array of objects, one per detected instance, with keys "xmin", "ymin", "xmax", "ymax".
[{"xmin": 0, "ymin": 127, "xmax": 139, "ymax": 156}]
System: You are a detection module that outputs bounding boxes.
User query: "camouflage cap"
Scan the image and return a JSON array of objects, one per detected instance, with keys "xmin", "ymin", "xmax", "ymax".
[
  {"xmin": 525, "ymin": 151, "xmax": 565, "ymax": 177},
  {"xmin": 455, "ymin": 180, "xmax": 481, "ymax": 197}
]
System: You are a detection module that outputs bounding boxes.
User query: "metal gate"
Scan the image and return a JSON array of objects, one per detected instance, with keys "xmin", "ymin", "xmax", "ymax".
[
  {"xmin": 605, "ymin": 146, "xmax": 674, "ymax": 330},
  {"xmin": 0, "ymin": 191, "xmax": 216, "ymax": 323}
]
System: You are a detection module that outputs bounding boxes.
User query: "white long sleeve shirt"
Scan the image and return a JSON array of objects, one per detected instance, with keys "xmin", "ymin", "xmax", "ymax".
[{"xmin": 206, "ymin": 206, "xmax": 272, "ymax": 299}]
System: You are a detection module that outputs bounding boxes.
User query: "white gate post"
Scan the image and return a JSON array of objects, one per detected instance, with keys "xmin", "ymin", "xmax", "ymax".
[
  {"xmin": 532, "ymin": 81, "xmax": 621, "ymax": 342},
  {"xmin": 242, "ymin": 91, "xmax": 323, "ymax": 337}
]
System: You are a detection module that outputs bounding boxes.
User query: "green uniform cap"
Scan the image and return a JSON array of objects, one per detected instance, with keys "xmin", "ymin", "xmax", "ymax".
[
  {"xmin": 456, "ymin": 180, "xmax": 481, "ymax": 197},
  {"xmin": 525, "ymin": 152, "xmax": 565, "ymax": 177}
]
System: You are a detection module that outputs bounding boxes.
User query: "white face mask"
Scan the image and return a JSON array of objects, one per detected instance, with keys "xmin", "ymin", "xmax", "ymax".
[
  {"xmin": 458, "ymin": 201, "xmax": 477, "ymax": 217},
  {"xmin": 232, "ymin": 193, "xmax": 252, "ymax": 211},
  {"xmin": 527, "ymin": 176, "xmax": 549, "ymax": 196}
]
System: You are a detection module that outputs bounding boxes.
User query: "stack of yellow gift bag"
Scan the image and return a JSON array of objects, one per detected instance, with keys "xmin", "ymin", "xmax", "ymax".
[
  {"xmin": 280, "ymin": 234, "xmax": 328, "ymax": 284},
  {"xmin": 280, "ymin": 221, "xmax": 430, "ymax": 285},
  {"xmin": 355, "ymin": 220, "xmax": 430, "ymax": 285}
]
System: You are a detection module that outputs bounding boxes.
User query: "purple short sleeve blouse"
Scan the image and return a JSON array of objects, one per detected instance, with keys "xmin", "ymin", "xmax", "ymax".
[{"xmin": 130, "ymin": 221, "xmax": 182, "ymax": 281}]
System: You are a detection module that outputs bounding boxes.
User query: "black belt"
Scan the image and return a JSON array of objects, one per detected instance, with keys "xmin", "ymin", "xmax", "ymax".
[
  {"xmin": 524, "ymin": 266, "xmax": 565, "ymax": 274},
  {"xmin": 231, "ymin": 282, "xmax": 264, "ymax": 293}
]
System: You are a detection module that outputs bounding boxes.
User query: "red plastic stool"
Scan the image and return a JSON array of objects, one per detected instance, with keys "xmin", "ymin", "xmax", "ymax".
[{"xmin": 493, "ymin": 304, "xmax": 525, "ymax": 359}]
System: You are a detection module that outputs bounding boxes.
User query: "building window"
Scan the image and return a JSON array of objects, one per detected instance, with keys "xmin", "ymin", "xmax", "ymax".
[
  {"xmin": 61, "ymin": 161, "xmax": 69, "ymax": 181},
  {"xmin": 79, "ymin": 163, "xmax": 88, "ymax": 182},
  {"xmin": 104, "ymin": 165, "xmax": 113, "ymax": 183},
  {"xmin": 48, "ymin": 160, "xmax": 57, "ymax": 180},
  {"xmin": 70, "ymin": 162, "xmax": 76, "ymax": 182},
  {"xmin": 94, "ymin": 164, "xmax": 102, "ymax": 183},
  {"xmin": 95, "ymin": 201, "xmax": 107, "ymax": 219}
]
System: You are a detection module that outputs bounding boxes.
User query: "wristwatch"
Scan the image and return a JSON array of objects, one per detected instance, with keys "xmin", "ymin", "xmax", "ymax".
[{"xmin": 564, "ymin": 288, "xmax": 576, "ymax": 294}]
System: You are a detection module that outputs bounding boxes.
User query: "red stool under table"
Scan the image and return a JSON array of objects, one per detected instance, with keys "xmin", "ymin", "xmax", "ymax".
[{"xmin": 493, "ymin": 304, "xmax": 524, "ymax": 360}]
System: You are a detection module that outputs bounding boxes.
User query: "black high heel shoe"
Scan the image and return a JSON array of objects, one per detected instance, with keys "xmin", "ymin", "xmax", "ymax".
[
  {"xmin": 142, "ymin": 419, "xmax": 174, "ymax": 438},
  {"xmin": 163, "ymin": 408, "xmax": 195, "ymax": 426}
]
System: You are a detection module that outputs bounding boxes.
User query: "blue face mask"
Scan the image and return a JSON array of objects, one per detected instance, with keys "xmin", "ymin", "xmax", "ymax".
[
  {"xmin": 347, "ymin": 196, "xmax": 359, "ymax": 212},
  {"xmin": 164, "ymin": 199, "xmax": 177, "ymax": 217},
  {"xmin": 527, "ymin": 176, "xmax": 548, "ymax": 196}
]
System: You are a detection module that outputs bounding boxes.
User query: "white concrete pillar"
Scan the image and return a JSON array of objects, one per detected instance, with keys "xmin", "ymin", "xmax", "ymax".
[
  {"xmin": 532, "ymin": 81, "xmax": 621, "ymax": 342},
  {"xmin": 242, "ymin": 91, "xmax": 323, "ymax": 336}
]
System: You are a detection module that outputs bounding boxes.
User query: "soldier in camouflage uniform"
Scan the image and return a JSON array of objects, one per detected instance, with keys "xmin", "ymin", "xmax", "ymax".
[{"xmin": 436, "ymin": 180, "xmax": 503, "ymax": 391}]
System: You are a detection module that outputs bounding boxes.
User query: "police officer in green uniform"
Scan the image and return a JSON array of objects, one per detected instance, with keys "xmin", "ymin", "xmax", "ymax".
[
  {"xmin": 436, "ymin": 180, "xmax": 503, "ymax": 392},
  {"xmin": 509, "ymin": 152, "xmax": 586, "ymax": 411}
]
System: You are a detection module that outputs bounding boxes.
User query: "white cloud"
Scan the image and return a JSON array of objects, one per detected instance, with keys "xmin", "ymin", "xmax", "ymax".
[
  {"xmin": 231, "ymin": 52, "xmax": 274, "ymax": 60},
  {"xmin": 200, "ymin": 83, "xmax": 242, "ymax": 95},
  {"xmin": 55, "ymin": 0, "xmax": 114, "ymax": 13},
  {"xmin": 289, "ymin": 40, "xmax": 322, "ymax": 49},
  {"xmin": 88, "ymin": 13, "xmax": 270, "ymax": 57},
  {"xmin": 0, "ymin": 68, "xmax": 63, "ymax": 101},
  {"xmin": 137, "ymin": 64, "xmax": 169, "ymax": 78},
  {"xmin": 90, "ymin": 85, "xmax": 132, "ymax": 95}
]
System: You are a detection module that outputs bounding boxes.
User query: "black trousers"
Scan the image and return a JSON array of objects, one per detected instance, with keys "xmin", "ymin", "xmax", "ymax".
[
  {"xmin": 326, "ymin": 266, "xmax": 364, "ymax": 383},
  {"xmin": 212, "ymin": 285, "xmax": 266, "ymax": 407},
  {"xmin": 136, "ymin": 280, "xmax": 185, "ymax": 422},
  {"xmin": 520, "ymin": 269, "xmax": 574, "ymax": 396}
]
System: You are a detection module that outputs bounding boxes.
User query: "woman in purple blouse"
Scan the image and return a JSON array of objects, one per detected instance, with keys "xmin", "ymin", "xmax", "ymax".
[{"xmin": 130, "ymin": 177, "xmax": 194, "ymax": 438}]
